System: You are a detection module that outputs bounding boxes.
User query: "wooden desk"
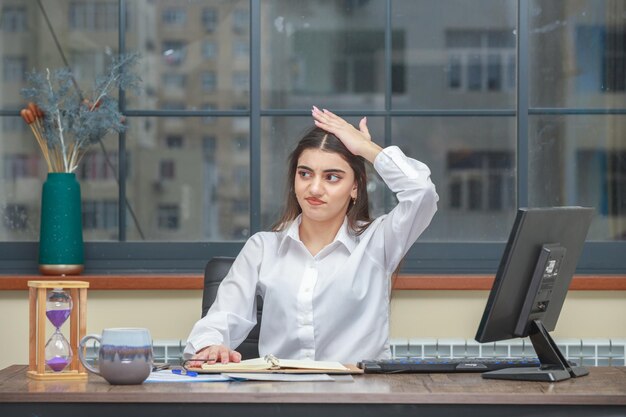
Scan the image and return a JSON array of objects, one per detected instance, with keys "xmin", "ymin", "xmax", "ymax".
[{"xmin": 1, "ymin": 365, "xmax": 625, "ymax": 417}]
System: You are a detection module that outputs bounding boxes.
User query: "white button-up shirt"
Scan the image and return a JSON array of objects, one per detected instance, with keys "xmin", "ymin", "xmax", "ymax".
[{"xmin": 184, "ymin": 146, "xmax": 438, "ymax": 363}]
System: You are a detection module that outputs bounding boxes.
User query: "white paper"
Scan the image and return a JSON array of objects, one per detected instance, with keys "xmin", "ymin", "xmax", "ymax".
[
  {"xmin": 222, "ymin": 373, "xmax": 335, "ymax": 382},
  {"xmin": 145, "ymin": 370, "xmax": 231, "ymax": 383}
]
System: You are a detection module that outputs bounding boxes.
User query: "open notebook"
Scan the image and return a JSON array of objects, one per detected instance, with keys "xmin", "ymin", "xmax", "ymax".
[{"xmin": 184, "ymin": 354, "xmax": 363, "ymax": 374}]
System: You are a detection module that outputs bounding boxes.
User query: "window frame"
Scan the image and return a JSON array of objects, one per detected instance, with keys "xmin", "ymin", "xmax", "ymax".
[{"xmin": 0, "ymin": 0, "xmax": 625, "ymax": 275}]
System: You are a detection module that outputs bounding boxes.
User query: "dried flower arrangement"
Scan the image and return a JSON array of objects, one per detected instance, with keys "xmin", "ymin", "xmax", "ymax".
[{"xmin": 20, "ymin": 52, "xmax": 141, "ymax": 173}]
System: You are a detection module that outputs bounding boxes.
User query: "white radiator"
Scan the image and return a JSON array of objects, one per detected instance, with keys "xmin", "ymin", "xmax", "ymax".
[
  {"xmin": 389, "ymin": 337, "xmax": 626, "ymax": 367},
  {"xmin": 83, "ymin": 338, "xmax": 626, "ymax": 366}
]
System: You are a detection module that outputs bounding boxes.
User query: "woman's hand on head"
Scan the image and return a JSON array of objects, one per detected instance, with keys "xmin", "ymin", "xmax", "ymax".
[
  {"xmin": 312, "ymin": 106, "xmax": 382, "ymax": 163},
  {"xmin": 187, "ymin": 344, "xmax": 242, "ymax": 367}
]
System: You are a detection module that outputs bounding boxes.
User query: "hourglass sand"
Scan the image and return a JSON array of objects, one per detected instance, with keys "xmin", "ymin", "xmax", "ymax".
[{"xmin": 27, "ymin": 281, "xmax": 89, "ymax": 380}]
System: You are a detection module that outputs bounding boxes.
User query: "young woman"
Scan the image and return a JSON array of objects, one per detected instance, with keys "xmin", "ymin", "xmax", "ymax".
[{"xmin": 184, "ymin": 107, "xmax": 438, "ymax": 365}]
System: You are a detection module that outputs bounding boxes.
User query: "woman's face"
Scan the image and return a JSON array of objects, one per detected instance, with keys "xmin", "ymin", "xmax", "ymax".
[{"xmin": 294, "ymin": 148, "xmax": 357, "ymax": 225}]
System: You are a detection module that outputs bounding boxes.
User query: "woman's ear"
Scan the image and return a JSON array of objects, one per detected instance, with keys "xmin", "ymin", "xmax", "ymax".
[{"xmin": 351, "ymin": 184, "xmax": 358, "ymax": 200}]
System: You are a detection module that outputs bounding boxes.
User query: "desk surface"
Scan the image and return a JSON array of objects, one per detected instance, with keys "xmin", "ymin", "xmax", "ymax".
[{"xmin": 1, "ymin": 365, "xmax": 625, "ymax": 417}]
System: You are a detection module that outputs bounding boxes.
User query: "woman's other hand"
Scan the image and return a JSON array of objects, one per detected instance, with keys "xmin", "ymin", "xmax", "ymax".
[
  {"xmin": 312, "ymin": 106, "xmax": 382, "ymax": 163},
  {"xmin": 187, "ymin": 344, "xmax": 242, "ymax": 367}
]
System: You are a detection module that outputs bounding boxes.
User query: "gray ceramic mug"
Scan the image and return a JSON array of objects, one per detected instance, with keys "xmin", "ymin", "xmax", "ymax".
[{"xmin": 78, "ymin": 328, "xmax": 153, "ymax": 385}]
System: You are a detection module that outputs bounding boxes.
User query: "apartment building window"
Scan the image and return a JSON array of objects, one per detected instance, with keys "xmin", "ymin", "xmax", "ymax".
[
  {"xmin": 69, "ymin": 2, "xmax": 118, "ymax": 31},
  {"xmin": 447, "ymin": 151, "xmax": 515, "ymax": 211},
  {"xmin": 576, "ymin": 26, "xmax": 626, "ymax": 92},
  {"xmin": 202, "ymin": 71, "xmax": 217, "ymax": 92},
  {"xmin": 78, "ymin": 152, "xmax": 118, "ymax": 181},
  {"xmin": 157, "ymin": 204, "xmax": 180, "ymax": 230},
  {"xmin": 82, "ymin": 200, "xmax": 118, "ymax": 230},
  {"xmin": 202, "ymin": 8, "xmax": 217, "ymax": 32},
  {"xmin": 2, "ymin": 204, "xmax": 28, "ymax": 230},
  {"xmin": 607, "ymin": 151, "xmax": 626, "ymax": 216},
  {"xmin": 162, "ymin": 41, "xmax": 186, "ymax": 66},
  {"xmin": 577, "ymin": 150, "xmax": 626, "ymax": 217},
  {"xmin": 162, "ymin": 73, "xmax": 187, "ymax": 88},
  {"xmin": 162, "ymin": 7, "xmax": 186, "ymax": 26},
  {"xmin": 3, "ymin": 56, "xmax": 26, "ymax": 82},
  {"xmin": 71, "ymin": 51, "xmax": 106, "ymax": 82},
  {"xmin": 232, "ymin": 71, "xmax": 249, "ymax": 93},
  {"xmin": 232, "ymin": 9, "xmax": 248, "ymax": 33},
  {"xmin": 292, "ymin": 30, "xmax": 402, "ymax": 94},
  {"xmin": 233, "ymin": 165, "xmax": 248, "ymax": 188},
  {"xmin": 166, "ymin": 135, "xmax": 184, "ymax": 149},
  {"xmin": 1, "ymin": 117, "xmax": 27, "ymax": 133},
  {"xmin": 203, "ymin": 135, "xmax": 216, "ymax": 162},
  {"xmin": 159, "ymin": 160, "xmax": 175, "ymax": 180},
  {"xmin": 2, "ymin": 154, "xmax": 38, "ymax": 180},
  {"xmin": 603, "ymin": 29, "xmax": 626, "ymax": 92},
  {"xmin": 446, "ymin": 29, "xmax": 515, "ymax": 92},
  {"xmin": 0, "ymin": 6, "xmax": 27, "ymax": 32},
  {"xmin": 334, "ymin": 53, "xmax": 375, "ymax": 93},
  {"xmin": 233, "ymin": 40, "xmax": 248, "ymax": 58},
  {"xmin": 202, "ymin": 41, "xmax": 217, "ymax": 59}
]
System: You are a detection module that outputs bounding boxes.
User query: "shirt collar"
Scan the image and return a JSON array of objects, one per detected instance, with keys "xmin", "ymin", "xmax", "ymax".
[{"xmin": 277, "ymin": 214, "xmax": 358, "ymax": 255}]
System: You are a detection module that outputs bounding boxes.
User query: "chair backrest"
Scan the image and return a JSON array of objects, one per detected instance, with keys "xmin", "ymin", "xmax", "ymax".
[{"xmin": 202, "ymin": 256, "xmax": 262, "ymax": 359}]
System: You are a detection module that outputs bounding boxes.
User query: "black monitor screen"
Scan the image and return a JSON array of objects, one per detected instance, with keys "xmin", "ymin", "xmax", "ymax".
[{"xmin": 475, "ymin": 206, "xmax": 593, "ymax": 382}]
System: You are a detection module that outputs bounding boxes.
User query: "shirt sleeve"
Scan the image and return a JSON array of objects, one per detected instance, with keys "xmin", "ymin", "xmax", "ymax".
[
  {"xmin": 372, "ymin": 145, "xmax": 439, "ymax": 273},
  {"xmin": 183, "ymin": 234, "xmax": 263, "ymax": 359}
]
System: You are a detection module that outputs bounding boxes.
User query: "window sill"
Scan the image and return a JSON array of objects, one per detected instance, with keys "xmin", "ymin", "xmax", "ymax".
[{"xmin": 0, "ymin": 275, "xmax": 624, "ymax": 291}]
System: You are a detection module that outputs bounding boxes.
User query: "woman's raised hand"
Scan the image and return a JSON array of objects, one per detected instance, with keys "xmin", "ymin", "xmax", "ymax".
[
  {"xmin": 312, "ymin": 106, "xmax": 382, "ymax": 163},
  {"xmin": 187, "ymin": 344, "xmax": 242, "ymax": 368}
]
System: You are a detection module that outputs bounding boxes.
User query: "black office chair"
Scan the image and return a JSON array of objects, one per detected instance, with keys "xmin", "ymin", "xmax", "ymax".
[{"xmin": 201, "ymin": 256, "xmax": 263, "ymax": 359}]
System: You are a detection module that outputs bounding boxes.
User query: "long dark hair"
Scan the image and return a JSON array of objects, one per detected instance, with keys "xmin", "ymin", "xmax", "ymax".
[{"xmin": 272, "ymin": 126, "xmax": 373, "ymax": 235}]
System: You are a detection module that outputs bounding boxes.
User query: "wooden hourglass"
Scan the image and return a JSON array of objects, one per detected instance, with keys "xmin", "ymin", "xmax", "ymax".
[{"xmin": 27, "ymin": 280, "xmax": 89, "ymax": 380}]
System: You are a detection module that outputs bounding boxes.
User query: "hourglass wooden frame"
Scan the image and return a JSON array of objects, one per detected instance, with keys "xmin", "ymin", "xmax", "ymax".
[{"xmin": 27, "ymin": 280, "xmax": 89, "ymax": 380}]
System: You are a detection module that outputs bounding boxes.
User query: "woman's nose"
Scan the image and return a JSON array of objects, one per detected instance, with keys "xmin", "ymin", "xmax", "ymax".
[{"xmin": 309, "ymin": 177, "xmax": 324, "ymax": 195}]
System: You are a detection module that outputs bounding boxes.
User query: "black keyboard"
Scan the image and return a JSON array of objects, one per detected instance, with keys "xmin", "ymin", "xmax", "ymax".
[{"xmin": 357, "ymin": 357, "xmax": 542, "ymax": 373}]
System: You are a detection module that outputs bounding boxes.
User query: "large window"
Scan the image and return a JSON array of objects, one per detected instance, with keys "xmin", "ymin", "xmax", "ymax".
[{"xmin": 0, "ymin": 0, "xmax": 624, "ymax": 273}]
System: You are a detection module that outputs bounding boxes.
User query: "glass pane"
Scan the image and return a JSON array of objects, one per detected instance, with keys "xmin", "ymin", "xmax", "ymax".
[
  {"xmin": 125, "ymin": 0, "xmax": 250, "ymax": 110},
  {"xmin": 1, "ymin": 0, "xmax": 119, "ymax": 110},
  {"xmin": 0, "ymin": 0, "xmax": 121, "ymax": 241},
  {"xmin": 529, "ymin": 115, "xmax": 626, "ymax": 240},
  {"xmin": 530, "ymin": 0, "xmax": 626, "ymax": 108},
  {"xmin": 260, "ymin": 116, "xmax": 385, "ymax": 231},
  {"xmin": 393, "ymin": 117, "xmax": 517, "ymax": 241},
  {"xmin": 125, "ymin": 117, "xmax": 249, "ymax": 241},
  {"xmin": 261, "ymin": 0, "xmax": 386, "ymax": 110},
  {"xmin": 0, "ymin": 115, "xmax": 119, "ymax": 241},
  {"xmin": 76, "ymin": 135, "xmax": 120, "ymax": 241},
  {"xmin": 0, "ymin": 116, "xmax": 42, "ymax": 240},
  {"xmin": 392, "ymin": 0, "xmax": 516, "ymax": 109}
]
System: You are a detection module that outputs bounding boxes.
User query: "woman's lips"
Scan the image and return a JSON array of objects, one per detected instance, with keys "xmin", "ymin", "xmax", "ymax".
[{"xmin": 305, "ymin": 197, "xmax": 325, "ymax": 206}]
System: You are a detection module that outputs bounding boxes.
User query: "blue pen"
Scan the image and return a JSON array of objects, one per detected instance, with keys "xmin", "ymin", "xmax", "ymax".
[{"xmin": 172, "ymin": 369, "xmax": 198, "ymax": 377}]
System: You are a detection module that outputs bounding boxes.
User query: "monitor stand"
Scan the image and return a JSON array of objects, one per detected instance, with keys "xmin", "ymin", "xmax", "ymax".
[{"xmin": 482, "ymin": 320, "xmax": 589, "ymax": 382}]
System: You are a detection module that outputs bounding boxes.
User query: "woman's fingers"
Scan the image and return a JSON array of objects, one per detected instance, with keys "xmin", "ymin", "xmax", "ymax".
[
  {"xmin": 359, "ymin": 117, "xmax": 371, "ymax": 141},
  {"xmin": 311, "ymin": 105, "xmax": 382, "ymax": 162},
  {"xmin": 189, "ymin": 345, "xmax": 241, "ymax": 367},
  {"xmin": 313, "ymin": 107, "xmax": 342, "ymax": 126},
  {"xmin": 230, "ymin": 350, "xmax": 242, "ymax": 363}
]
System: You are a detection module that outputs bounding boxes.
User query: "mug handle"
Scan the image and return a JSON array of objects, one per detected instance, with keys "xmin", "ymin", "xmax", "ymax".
[{"xmin": 78, "ymin": 334, "xmax": 102, "ymax": 376}]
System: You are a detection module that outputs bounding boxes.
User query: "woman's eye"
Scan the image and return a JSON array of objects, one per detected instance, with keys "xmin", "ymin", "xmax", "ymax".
[
  {"xmin": 298, "ymin": 171, "xmax": 311, "ymax": 178},
  {"xmin": 327, "ymin": 174, "xmax": 341, "ymax": 182}
]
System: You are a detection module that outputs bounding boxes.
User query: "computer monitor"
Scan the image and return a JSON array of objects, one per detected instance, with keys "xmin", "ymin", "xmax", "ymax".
[{"xmin": 475, "ymin": 206, "xmax": 594, "ymax": 382}]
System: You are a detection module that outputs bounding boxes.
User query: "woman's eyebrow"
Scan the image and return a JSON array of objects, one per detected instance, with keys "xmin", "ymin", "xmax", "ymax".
[{"xmin": 297, "ymin": 165, "xmax": 346, "ymax": 174}]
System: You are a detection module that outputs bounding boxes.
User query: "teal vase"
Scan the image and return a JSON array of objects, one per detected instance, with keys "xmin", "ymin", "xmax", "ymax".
[{"xmin": 38, "ymin": 173, "xmax": 84, "ymax": 275}]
